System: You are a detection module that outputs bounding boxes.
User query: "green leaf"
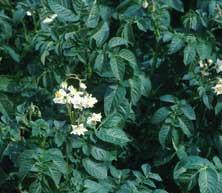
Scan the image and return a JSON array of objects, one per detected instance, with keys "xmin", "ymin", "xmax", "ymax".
[
  {"xmin": 82, "ymin": 159, "xmax": 107, "ymax": 179},
  {"xmin": 2, "ymin": 45, "xmax": 20, "ymax": 62},
  {"xmin": 118, "ymin": 49, "xmax": 137, "ymax": 69},
  {"xmin": 91, "ymin": 146, "xmax": 116, "ymax": 161},
  {"xmin": 164, "ymin": 0, "xmax": 184, "ymax": 12},
  {"xmin": 99, "ymin": 112, "xmax": 124, "ymax": 129},
  {"xmin": 168, "ymin": 35, "xmax": 184, "ymax": 54},
  {"xmin": 128, "ymin": 77, "xmax": 142, "ymax": 105},
  {"xmin": 184, "ymin": 44, "xmax": 196, "ymax": 65},
  {"xmin": 181, "ymin": 105, "xmax": 196, "ymax": 120},
  {"xmin": 46, "ymin": 164, "xmax": 62, "ymax": 187},
  {"xmin": 108, "ymin": 37, "xmax": 128, "ymax": 48},
  {"xmin": 152, "ymin": 107, "xmax": 170, "ymax": 124},
  {"xmin": 92, "ymin": 22, "xmax": 109, "ymax": 47},
  {"xmin": 160, "ymin": 95, "xmax": 177, "ymax": 103},
  {"xmin": 29, "ymin": 180, "xmax": 42, "ymax": 193},
  {"xmin": 86, "ymin": 2, "xmax": 100, "ymax": 28},
  {"xmin": 139, "ymin": 74, "xmax": 152, "ymax": 97},
  {"xmin": 0, "ymin": 93, "xmax": 14, "ymax": 117},
  {"xmin": 178, "ymin": 117, "xmax": 192, "ymax": 137},
  {"xmin": 96, "ymin": 128, "xmax": 130, "ymax": 146},
  {"xmin": 196, "ymin": 40, "xmax": 212, "ymax": 60},
  {"xmin": 48, "ymin": 0, "xmax": 79, "ymax": 22},
  {"xmin": 128, "ymin": 75, "xmax": 151, "ymax": 105},
  {"xmin": 141, "ymin": 163, "xmax": 151, "ymax": 177},
  {"xmin": 159, "ymin": 126, "xmax": 170, "ymax": 147},
  {"xmin": 215, "ymin": 101, "xmax": 222, "ymax": 115},
  {"xmin": 104, "ymin": 85, "xmax": 126, "ymax": 115},
  {"xmin": 84, "ymin": 180, "xmax": 113, "ymax": 193},
  {"xmin": 198, "ymin": 168, "xmax": 219, "ymax": 193},
  {"xmin": 110, "ymin": 56, "xmax": 125, "ymax": 80},
  {"xmin": 216, "ymin": 174, "xmax": 222, "ymax": 193},
  {"xmin": 122, "ymin": 23, "xmax": 135, "ymax": 45}
]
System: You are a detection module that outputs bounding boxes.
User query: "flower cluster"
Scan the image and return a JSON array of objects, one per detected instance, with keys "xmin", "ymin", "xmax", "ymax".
[
  {"xmin": 198, "ymin": 59, "xmax": 213, "ymax": 69},
  {"xmin": 213, "ymin": 78, "xmax": 222, "ymax": 95},
  {"xmin": 53, "ymin": 81, "xmax": 97, "ymax": 109},
  {"xmin": 53, "ymin": 80, "xmax": 101, "ymax": 136},
  {"xmin": 198, "ymin": 59, "xmax": 213, "ymax": 77}
]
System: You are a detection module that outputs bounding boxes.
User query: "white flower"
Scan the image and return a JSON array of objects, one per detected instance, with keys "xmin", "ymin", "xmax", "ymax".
[
  {"xmin": 207, "ymin": 59, "xmax": 213, "ymax": 65},
  {"xmin": 83, "ymin": 94, "xmax": 98, "ymax": 108},
  {"xmin": 53, "ymin": 89, "xmax": 67, "ymax": 104},
  {"xmin": 213, "ymin": 78, "xmax": 222, "ymax": 95},
  {"xmin": 142, "ymin": 0, "xmax": 149, "ymax": 8},
  {"xmin": 79, "ymin": 82, "xmax": 87, "ymax": 90},
  {"xmin": 199, "ymin": 60, "xmax": 204, "ymax": 68},
  {"xmin": 26, "ymin": 11, "xmax": 32, "ymax": 16},
  {"xmin": 216, "ymin": 59, "xmax": 222, "ymax": 73},
  {"xmin": 87, "ymin": 113, "xmax": 102, "ymax": 125},
  {"xmin": 60, "ymin": 81, "xmax": 68, "ymax": 89},
  {"xmin": 68, "ymin": 86, "xmax": 78, "ymax": 95},
  {"xmin": 71, "ymin": 124, "xmax": 88, "ymax": 135},
  {"xmin": 42, "ymin": 14, "xmax": 57, "ymax": 24},
  {"xmin": 71, "ymin": 94, "xmax": 84, "ymax": 109}
]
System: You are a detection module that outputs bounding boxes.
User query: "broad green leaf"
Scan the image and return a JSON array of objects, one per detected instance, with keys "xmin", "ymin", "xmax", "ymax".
[
  {"xmin": 108, "ymin": 37, "xmax": 128, "ymax": 48},
  {"xmin": 203, "ymin": 94, "xmax": 213, "ymax": 110},
  {"xmin": 181, "ymin": 105, "xmax": 196, "ymax": 120},
  {"xmin": 118, "ymin": 49, "xmax": 137, "ymax": 69},
  {"xmin": 129, "ymin": 77, "xmax": 142, "ymax": 105},
  {"xmin": 86, "ymin": 2, "xmax": 100, "ymax": 28},
  {"xmin": 178, "ymin": 117, "xmax": 192, "ymax": 137},
  {"xmin": 110, "ymin": 56, "xmax": 125, "ymax": 80},
  {"xmin": 104, "ymin": 85, "xmax": 126, "ymax": 115},
  {"xmin": 141, "ymin": 164, "xmax": 151, "ymax": 177},
  {"xmin": 198, "ymin": 168, "xmax": 219, "ymax": 193},
  {"xmin": 99, "ymin": 112, "xmax": 124, "ymax": 129},
  {"xmin": 29, "ymin": 180, "xmax": 42, "ymax": 193},
  {"xmin": 48, "ymin": 0, "xmax": 79, "ymax": 22},
  {"xmin": 17, "ymin": 149, "xmax": 37, "ymax": 178},
  {"xmin": 168, "ymin": 35, "xmax": 184, "ymax": 54},
  {"xmin": 2, "ymin": 45, "xmax": 20, "ymax": 62},
  {"xmin": 196, "ymin": 40, "xmax": 212, "ymax": 60},
  {"xmin": 164, "ymin": 0, "xmax": 184, "ymax": 12},
  {"xmin": 184, "ymin": 44, "xmax": 196, "ymax": 65},
  {"xmin": 122, "ymin": 23, "xmax": 135, "ymax": 45},
  {"xmin": 160, "ymin": 95, "xmax": 177, "ymax": 103},
  {"xmin": 84, "ymin": 180, "xmax": 113, "ymax": 193},
  {"xmin": 92, "ymin": 22, "xmax": 109, "ymax": 46},
  {"xmin": 96, "ymin": 128, "xmax": 130, "ymax": 146},
  {"xmin": 152, "ymin": 107, "xmax": 170, "ymax": 124},
  {"xmin": 0, "ymin": 93, "xmax": 14, "ymax": 117},
  {"xmin": 0, "ymin": 75, "xmax": 20, "ymax": 93},
  {"xmin": 82, "ymin": 159, "xmax": 107, "ymax": 179},
  {"xmin": 159, "ymin": 126, "xmax": 170, "ymax": 147},
  {"xmin": 48, "ymin": 149, "xmax": 68, "ymax": 175},
  {"xmin": 128, "ymin": 75, "xmax": 151, "ymax": 105},
  {"xmin": 45, "ymin": 164, "xmax": 62, "ymax": 187},
  {"xmin": 139, "ymin": 74, "xmax": 152, "ymax": 97},
  {"xmin": 91, "ymin": 146, "xmax": 116, "ymax": 161},
  {"xmin": 215, "ymin": 101, "xmax": 222, "ymax": 115},
  {"xmin": 216, "ymin": 174, "xmax": 222, "ymax": 193}
]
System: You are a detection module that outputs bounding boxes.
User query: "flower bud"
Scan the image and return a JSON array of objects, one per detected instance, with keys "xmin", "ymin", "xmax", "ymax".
[
  {"xmin": 142, "ymin": 0, "xmax": 149, "ymax": 9},
  {"xmin": 207, "ymin": 59, "xmax": 213, "ymax": 65}
]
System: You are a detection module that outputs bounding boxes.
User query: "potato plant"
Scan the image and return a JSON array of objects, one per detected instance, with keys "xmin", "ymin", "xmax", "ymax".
[{"xmin": 1, "ymin": 0, "xmax": 222, "ymax": 193}]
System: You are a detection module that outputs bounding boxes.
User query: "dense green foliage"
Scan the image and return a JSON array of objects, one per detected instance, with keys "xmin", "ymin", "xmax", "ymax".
[{"xmin": 1, "ymin": 0, "xmax": 222, "ymax": 193}]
